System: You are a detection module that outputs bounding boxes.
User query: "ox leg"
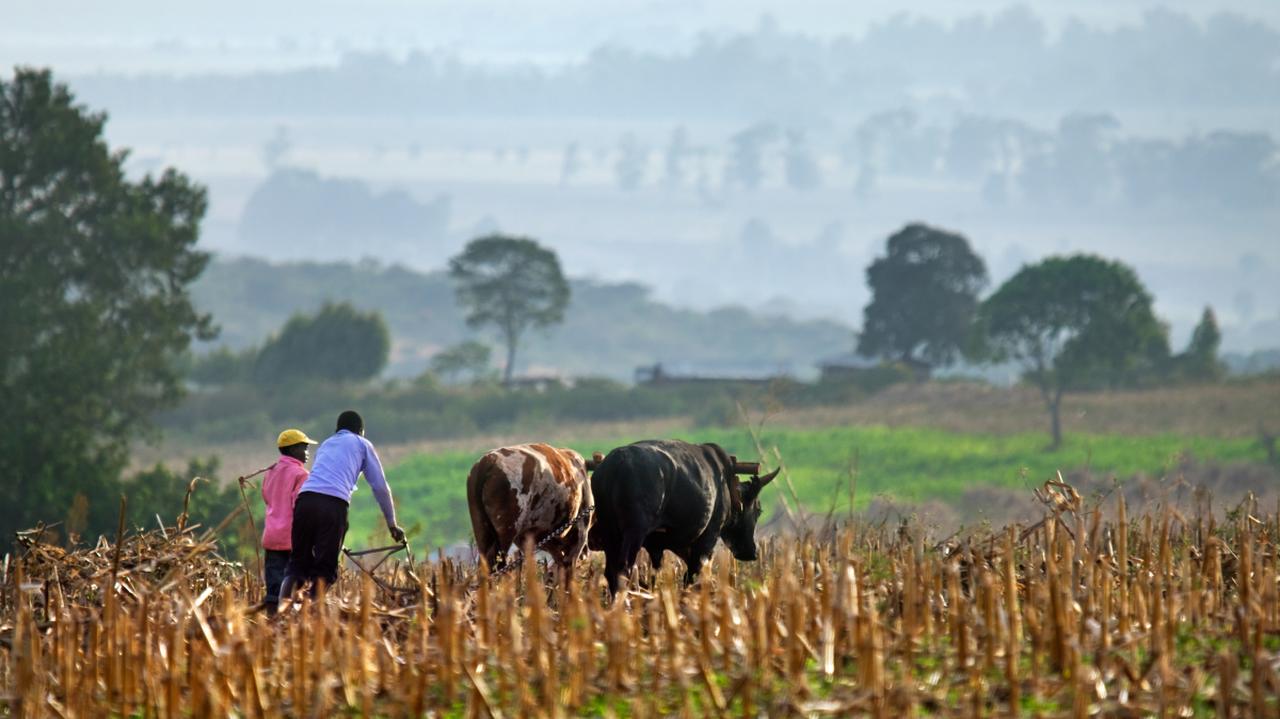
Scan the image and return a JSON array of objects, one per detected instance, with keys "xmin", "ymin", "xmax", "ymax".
[
  {"xmin": 680, "ymin": 535, "xmax": 718, "ymax": 586},
  {"xmin": 483, "ymin": 534, "xmax": 513, "ymax": 575},
  {"xmin": 554, "ymin": 551, "xmax": 577, "ymax": 592},
  {"xmin": 605, "ymin": 529, "xmax": 646, "ymax": 597},
  {"xmin": 680, "ymin": 553, "xmax": 707, "ymax": 586},
  {"xmin": 539, "ymin": 539, "xmax": 573, "ymax": 591},
  {"xmin": 481, "ymin": 543, "xmax": 501, "ymax": 574},
  {"xmin": 642, "ymin": 541, "xmax": 665, "ymax": 587}
]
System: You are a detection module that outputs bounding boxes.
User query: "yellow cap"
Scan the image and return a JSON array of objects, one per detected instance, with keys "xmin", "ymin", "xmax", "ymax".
[{"xmin": 277, "ymin": 428, "xmax": 318, "ymax": 448}]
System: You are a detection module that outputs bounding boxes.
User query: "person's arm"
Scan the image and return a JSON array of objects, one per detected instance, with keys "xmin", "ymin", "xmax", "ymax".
[{"xmin": 361, "ymin": 439, "xmax": 403, "ymax": 540}]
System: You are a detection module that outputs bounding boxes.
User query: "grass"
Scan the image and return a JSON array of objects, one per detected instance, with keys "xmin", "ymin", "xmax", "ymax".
[{"xmin": 340, "ymin": 424, "xmax": 1270, "ymax": 551}]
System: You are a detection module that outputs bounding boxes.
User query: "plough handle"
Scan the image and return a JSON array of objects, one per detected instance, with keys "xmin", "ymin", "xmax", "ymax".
[{"xmin": 344, "ymin": 542, "xmax": 407, "ymax": 557}]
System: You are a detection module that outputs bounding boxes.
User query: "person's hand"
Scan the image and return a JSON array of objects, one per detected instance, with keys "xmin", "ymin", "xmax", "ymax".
[{"xmin": 389, "ymin": 524, "xmax": 406, "ymax": 544}]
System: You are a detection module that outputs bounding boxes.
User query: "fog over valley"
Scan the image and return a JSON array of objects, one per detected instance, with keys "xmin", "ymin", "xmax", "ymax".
[{"xmin": 10, "ymin": 0, "xmax": 1279, "ymax": 358}]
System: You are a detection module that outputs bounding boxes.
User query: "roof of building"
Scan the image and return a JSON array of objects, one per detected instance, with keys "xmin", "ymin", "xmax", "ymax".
[{"xmin": 816, "ymin": 352, "xmax": 881, "ymax": 370}]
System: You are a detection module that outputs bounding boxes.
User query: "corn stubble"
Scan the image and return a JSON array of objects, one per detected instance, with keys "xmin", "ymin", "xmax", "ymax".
[{"xmin": 3, "ymin": 490, "xmax": 1280, "ymax": 717}]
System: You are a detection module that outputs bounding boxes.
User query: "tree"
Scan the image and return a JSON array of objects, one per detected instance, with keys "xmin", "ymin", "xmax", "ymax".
[
  {"xmin": 429, "ymin": 341, "xmax": 494, "ymax": 385},
  {"xmin": 252, "ymin": 302, "xmax": 390, "ymax": 384},
  {"xmin": 724, "ymin": 123, "xmax": 779, "ymax": 190},
  {"xmin": 614, "ymin": 133, "xmax": 647, "ymax": 191},
  {"xmin": 663, "ymin": 126, "xmax": 690, "ymax": 187},
  {"xmin": 559, "ymin": 141, "xmax": 581, "ymax": 186},
  {"xmin": 1053, "ymin": 113, "xmax": 1120, "ymax": 206},
  {"xmin": 1176, "ymin": 306, "xmax": 1225, "ymax": 381},
  {"xmin": 448, "ymin": 235, "xmax": 570, "ymax": 386},
  {"xmin": 0, "ymin": 68, "xmax": 215, "ymax": 541},
  {"xmin": 977, "ymin": 255, "xmax": 1170, "ymax": 448},
  {"xmin": 189, "ymin": 346, "xmax": 254, "ymax": 386},
  {"xmin": 857, "ymin": 223, "xmax": 988, "ymax": 375},
  {"xmin": 784, "ymin": 130, "xmax": 822, "ymax": 190}
]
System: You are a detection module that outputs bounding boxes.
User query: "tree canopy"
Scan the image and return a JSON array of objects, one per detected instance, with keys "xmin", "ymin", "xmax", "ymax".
[
  {"xmin": 448, "ymin": 235, "xmax": 570, "ymax": 385},
  {"xmin": 1176, "ymin": 306, "xmax": 1225, "ymax": 382},
  {"xmin": 428, "ymin": 341, "xmax": 494, "ymax": 385},
  {"xmin": 253, "ymin": 302, "xmax": 390, "ymax": 384},
  {"xmin": 977, "ymin": 254, "xmax": 1169, "ymax": 448},
  {"xmin": 857, "ymin": 223, "xmax": 988, "ymax": 374},
  {"xmin": 0, "ymin": 68, "xmax": 215, "ymax": 541}
]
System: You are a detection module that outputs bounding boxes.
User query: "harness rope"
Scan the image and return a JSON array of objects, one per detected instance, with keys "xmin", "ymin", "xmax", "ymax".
[{"xmin": 487, "ymin": 502, "xmax": 594, "ymax": 579}]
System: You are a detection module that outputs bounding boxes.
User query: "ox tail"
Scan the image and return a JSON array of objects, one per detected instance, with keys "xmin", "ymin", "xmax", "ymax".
[
  {"xmin": 587, "ymin": 447, "xmax": 634, "ymax": 552},
  {"xmin": 466, "ymin": 459, "xmax": 501, "ymax": 570}
]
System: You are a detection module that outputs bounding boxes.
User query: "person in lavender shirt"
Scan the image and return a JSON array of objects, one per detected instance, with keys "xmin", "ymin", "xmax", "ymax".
[{"xmin": 278, "ymin": 410, "xmax": 405, "ymax": 601}]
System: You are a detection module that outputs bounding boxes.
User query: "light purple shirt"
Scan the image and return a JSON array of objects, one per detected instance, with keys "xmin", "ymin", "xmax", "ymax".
[{"xmin": 300, "ymin": 429, "xmax": 398, "ymax": 526}]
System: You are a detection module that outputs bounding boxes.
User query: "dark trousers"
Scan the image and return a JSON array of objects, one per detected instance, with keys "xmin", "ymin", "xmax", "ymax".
[
  {"xmin": 263, "ymin": 549, "xmax": 290, "ymax": 605},
  {"xmin": 284, "ymin": 491, "xmax": 349, "ymax": 591}
]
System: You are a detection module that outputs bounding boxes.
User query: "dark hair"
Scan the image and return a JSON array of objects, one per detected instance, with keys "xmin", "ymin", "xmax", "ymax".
[{"xmin": 336, "ymin": 410, "xmax": 364, "ymax": 434}]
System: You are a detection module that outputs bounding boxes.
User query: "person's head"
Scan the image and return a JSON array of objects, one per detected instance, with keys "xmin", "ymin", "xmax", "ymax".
[
  {"xmin": 280, "ymin": 442, "xmax": 310, "ymax": 462},
  {"xmin": 336, "ymin": 410, "xmax": 364, "ymax": 436},
  {"xmin": 276, "ymin": 428, "xmax": 318, "ymax": 462}
]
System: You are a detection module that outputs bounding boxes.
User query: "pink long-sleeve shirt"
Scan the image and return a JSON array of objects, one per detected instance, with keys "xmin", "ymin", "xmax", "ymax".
[{"xmin": 261, "ymin": 456, "xmax": 309, "ymax": 550}]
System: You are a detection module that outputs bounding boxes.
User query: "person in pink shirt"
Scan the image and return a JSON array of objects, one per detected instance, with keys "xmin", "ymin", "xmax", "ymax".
[{"xmin": 261, "ymin": 428, "xmax": 318, "ymax": 612}]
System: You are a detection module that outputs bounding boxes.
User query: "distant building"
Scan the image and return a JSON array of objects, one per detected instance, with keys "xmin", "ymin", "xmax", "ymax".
[
  {"xmin": 506, "ymin": 374, "xmax": 569, "ymax": 392},
  {"xmin": 635, "ymin": 362, "xmax": 791, "ymax": 387}
]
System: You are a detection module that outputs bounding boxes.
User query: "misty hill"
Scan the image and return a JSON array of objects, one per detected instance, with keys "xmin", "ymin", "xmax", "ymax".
[
  {"xmin": 238, "ymin": 167, "xmax": 452, "ymax": 262},
  {"xmin": 193, "ymin": 256, "xmax": 854, "ymax": 380},
  {"xmin": 74, "ymin": 8, "xmax": 1280, "ymax": 120}
]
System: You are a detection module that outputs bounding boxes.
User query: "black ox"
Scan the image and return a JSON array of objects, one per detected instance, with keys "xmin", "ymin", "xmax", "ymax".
[{"xmin": 587, "ymin": 439, "xmax": 779, "ymax": 595}]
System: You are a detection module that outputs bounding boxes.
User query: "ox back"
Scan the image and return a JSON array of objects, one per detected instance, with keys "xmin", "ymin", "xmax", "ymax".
[
  {"xmin": 466, "ymin": 443, "xmax": 592, "ymax": 572},
  {"xmin": 588, "ymin": 439, "xmax": 738, "ymax": 595}
]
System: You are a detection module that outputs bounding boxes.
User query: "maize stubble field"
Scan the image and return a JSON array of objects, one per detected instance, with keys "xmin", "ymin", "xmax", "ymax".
[{"xmin": 4, "ymin": 483, "xmax": 1280, "ymax": 717}]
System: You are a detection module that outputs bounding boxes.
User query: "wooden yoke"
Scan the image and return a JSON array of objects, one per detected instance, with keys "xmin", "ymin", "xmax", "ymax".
[{"xmin": 729, "ymin": 455, "xmax": 762, "ymax": 477}]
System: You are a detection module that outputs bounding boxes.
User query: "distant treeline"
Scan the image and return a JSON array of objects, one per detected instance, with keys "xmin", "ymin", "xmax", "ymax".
[
  {"xmin": 75, "ymin": 8, "xmax": 1279, "ymax": 117},
  {"xmin": 238, "ymin": 168, "xmax": 452, "ymax": 258},
  {"xmin": 190, "ymin": 256, "xmax": 852, "ymax": 380},
  {"xmin": 597, "ymin": 112, "xmax": 1280, "ymax": 211},
  {"xmin": 162, "ymin": 370, "xmax": 889, "ymax": 446}
]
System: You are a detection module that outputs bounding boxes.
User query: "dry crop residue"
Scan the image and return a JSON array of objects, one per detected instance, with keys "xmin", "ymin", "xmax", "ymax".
[{"xmin": 3, "ymin": 486, "xmax": 1279, "ymax": 716}]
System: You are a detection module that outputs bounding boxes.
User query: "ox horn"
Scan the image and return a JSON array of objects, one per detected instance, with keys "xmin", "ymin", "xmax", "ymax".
[{"xmin": 756, "ymin": 467, "xmax": 781, "ymax": 487}]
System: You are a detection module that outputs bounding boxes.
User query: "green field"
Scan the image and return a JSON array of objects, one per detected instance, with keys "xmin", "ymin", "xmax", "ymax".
[{"xmin": 340, "ymin": 425, "xmax": 1270, "ymax": 551}]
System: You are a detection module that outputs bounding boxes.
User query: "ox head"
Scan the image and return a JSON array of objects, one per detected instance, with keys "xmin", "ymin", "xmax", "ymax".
[{"xmin": 719, "ymin": 467, "xmax": 780, "ymax": 561}]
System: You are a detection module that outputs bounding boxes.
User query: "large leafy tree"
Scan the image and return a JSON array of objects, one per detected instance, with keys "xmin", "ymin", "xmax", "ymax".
[
  {"xmin": 448, "ymin": 234, "xmax": 570, "ymax": 386},
  {"xmin": 857, "ymin": 223, "xmax": 988, "ymax": 374},
  {"xmin": 977, "ymin": 255, "xmax": 1169, "ymax": 448},
  {"xmin": 0, "ymin": 68, "xmax": 215, "ymax": 540},
  {"xmin": 252, "ymin": 301, "xmax": 390, "ymax": 384}
]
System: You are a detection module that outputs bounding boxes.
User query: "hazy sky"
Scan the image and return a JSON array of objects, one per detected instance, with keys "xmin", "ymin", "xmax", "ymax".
[
  {"xmin": 7, "ymin": 0, "xmax": 1280, "ymax": 73},
  {"xmin": 6, "ymin": 0, "xmax": 1279, "ymax": 354}
]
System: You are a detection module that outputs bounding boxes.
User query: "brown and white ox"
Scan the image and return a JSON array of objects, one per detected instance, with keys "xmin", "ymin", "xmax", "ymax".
[{"xmin": 466, "ymin": 443, "xmax": 594, "ymax": 573}]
